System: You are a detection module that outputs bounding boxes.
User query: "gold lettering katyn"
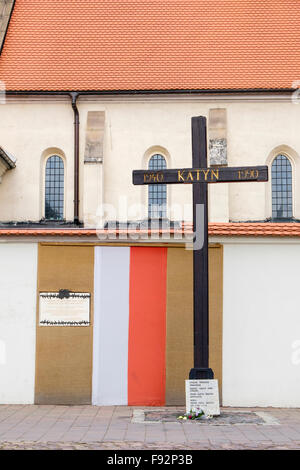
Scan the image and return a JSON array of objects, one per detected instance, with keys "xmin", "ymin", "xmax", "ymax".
[
  {"xmin": 178, "ymin": 170, "xmax": 185, "ymax": 181},
  {"xmin": 202, "ymin": 169, "xmax": 210, "ymax": 181},
  {"xmin": 177, "ymin": 169, "xmax": 219, "ymax": 182},
  {"xmin": 211, "ymin": 169, "xmax": 219, "ymax": 181}
]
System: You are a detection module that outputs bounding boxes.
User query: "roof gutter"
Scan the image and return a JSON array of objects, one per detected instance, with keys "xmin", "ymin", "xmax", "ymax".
[
  {"xmin": 70, "ymin": 92, "xmax": 80, "ymax": 225},
  {"xmin": 3, "ymin": 88, "xmax": 295, "ymax": 96}
]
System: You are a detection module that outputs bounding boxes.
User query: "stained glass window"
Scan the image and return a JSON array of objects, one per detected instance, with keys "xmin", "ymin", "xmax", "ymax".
[
  {"xmin": 148, "ymin": 154, "xmax": 167, "ymax": 219},
  {"xmin": 271, "ymin": 155, "xmax": 293, "ymax": 220},
  {"xmin": 45, "ymin": 155, "xmax": 64, "ymax": 220}
]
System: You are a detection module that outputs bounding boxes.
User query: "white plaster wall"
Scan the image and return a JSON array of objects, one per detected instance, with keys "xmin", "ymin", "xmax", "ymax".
[
  {"xmin": 1, "ymin": 96, "xmax": 300, "ymax": 224},
  {"xmin": 227, "ymin": 102, "xmax": 300, "ymax": 221},
  {"xmin": 0, "ymin": 98, "xmax": 74, "ymax": 221},
  {"xmin": 83, "ymin": 163, "xmax": 103, "ymax": 228},
  {"xmin": 0, "ymin": 244, "xmax": 37, "ymax": 404},
  {"xmin": 223, "ymin": 242, "xmax": 300, "ymax": 407}
]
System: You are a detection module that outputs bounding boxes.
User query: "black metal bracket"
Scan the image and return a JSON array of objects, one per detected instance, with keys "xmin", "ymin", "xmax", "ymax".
[
  {"xmin": 189, "ymin": 368, "xmax": 214, "ymax": 380},
  {"xmin": 58, "ymin": 289, "xmax": 72, "ymax": 299}
]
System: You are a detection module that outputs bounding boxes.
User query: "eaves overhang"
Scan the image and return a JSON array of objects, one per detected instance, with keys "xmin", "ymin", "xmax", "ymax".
[
  {"xmin": 0, "ymin": 0, "xmax": 15, "ymax": 55},
  {"xmin": 0, "ymin": 145, "xmax": 16, "ymax": 181}
]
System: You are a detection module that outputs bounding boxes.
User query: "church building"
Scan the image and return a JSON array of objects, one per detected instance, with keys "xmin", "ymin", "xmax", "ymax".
[{"xmin": 0, "ymin": 0, "xmax": 300, "ymax": 408}]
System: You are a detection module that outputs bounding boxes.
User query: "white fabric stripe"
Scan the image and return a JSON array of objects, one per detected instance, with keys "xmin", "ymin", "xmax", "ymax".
[
  {"xmin": 0, "ymin": 244, "xmax": 37, "ymax": 404},
  {"xmin": 92, "ymin": 246, "xmax": 130, "ymax": 405}
]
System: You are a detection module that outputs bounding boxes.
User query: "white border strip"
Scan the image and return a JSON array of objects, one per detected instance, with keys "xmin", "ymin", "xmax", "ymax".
[{"xmin": 92, "ymin": 246, "xmax": 130, "ymax": 405}]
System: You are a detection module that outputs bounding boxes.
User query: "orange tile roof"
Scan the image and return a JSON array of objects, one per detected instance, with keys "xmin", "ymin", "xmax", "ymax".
[
  {"xmin": 1, "ymin": 223, "xmax": 300, "ymax": 238},
  {"xmin": 0, "ymin": 0, "xmax": 299, "ymax": 91},
  {"xmin": 209, "ymin": 223, "xmax": 300, "ymax": 237}
]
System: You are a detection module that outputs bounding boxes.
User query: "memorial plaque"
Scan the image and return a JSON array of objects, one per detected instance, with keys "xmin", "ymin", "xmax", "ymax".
[
  {"xmin": 185, "ymin": 379, "xmax": 220, "ymax": 416},
  {"xmin": 39, "ymin": 292, "xmax": 90, "ymax": 326},
  {"xmin": 209, "ymin": 138, "xmax": 227, "ymax": 166}
]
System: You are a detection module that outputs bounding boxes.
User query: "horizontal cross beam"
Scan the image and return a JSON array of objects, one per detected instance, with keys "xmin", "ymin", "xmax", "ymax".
[{"xmin": 133, "ymin": 165, "xmax": 268, "ymax": 185}]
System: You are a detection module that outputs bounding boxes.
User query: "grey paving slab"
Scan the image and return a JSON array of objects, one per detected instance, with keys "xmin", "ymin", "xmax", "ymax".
[{"xmin": 0, "ymin": 405, "xmax": 299, "ymax": 449}]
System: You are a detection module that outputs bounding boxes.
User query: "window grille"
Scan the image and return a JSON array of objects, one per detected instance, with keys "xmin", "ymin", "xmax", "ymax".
[
  {"xmin": 271, "ymin": 154, "xmax": 292, "ymax": 219},
  {"xmin": 148, "ymin": 154, "xmax": 167, "ymax": 219},
  {"xmin": 45, "ymin": 155, "xmax": 64, "ymax": 220}
]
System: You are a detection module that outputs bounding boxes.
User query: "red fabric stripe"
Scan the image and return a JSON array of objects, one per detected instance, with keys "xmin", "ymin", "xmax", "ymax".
[{"xmin": 128, "ymin": 247, "xmax": 167, "ymax": 406}]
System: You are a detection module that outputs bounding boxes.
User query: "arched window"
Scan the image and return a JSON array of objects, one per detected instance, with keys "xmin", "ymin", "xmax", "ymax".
[
  {"xmin": 271, "ymin": 154, "xmax": 293, "ymax": 220},
  {"xmin": 148, "ymin": 154, "xmax": 167, "ymax": 219},
  {"xmin": 45, "ymin": 155, "xmax": 64, "ymax": 220}
]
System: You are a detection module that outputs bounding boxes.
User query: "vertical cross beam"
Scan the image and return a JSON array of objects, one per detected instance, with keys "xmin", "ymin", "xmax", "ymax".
[{"xmin": 189, "ymin": 116, "xmax": 214, "ymax": 380}]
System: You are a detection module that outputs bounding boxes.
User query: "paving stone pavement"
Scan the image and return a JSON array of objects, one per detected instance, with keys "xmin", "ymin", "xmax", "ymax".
[{"xmin": 0, "ymin": 405, "xmax": 300, "ymax": 450}]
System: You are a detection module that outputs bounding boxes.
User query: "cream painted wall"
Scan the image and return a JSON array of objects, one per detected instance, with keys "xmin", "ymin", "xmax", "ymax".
[
  {"xmin": 0, "ymin": 99, "xmax": 74, "ymax": 221},
  {"xmin": 227, "ymin": 102, "xmax": 300, "ymax": 221},
  {"xmin": 0, "ymin": 96, "xmax": 300, "ymax": 224},
  {"xmin": 0, "ymin": 243, "xmax": 37, "ymax": 404},
  {"xmin": 223, "ymin": 242, "xmax": 300, "ymax": 407}
]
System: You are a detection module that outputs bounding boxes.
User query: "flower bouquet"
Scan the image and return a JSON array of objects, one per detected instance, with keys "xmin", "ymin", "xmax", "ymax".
[{"xmin": 177, "ymin": 409, "xmax": 205, "ymax": 421}]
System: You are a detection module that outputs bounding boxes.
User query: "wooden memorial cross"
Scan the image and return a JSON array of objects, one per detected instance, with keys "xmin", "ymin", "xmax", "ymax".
[{"xmin": 133, "ymin": 116, "xmax": 268, "ymax": 380}]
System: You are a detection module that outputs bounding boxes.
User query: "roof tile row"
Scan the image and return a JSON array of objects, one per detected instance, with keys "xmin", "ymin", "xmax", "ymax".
[{"xmin": 1, "ymin": 223, "xmax": 300, "ymax": 238}]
